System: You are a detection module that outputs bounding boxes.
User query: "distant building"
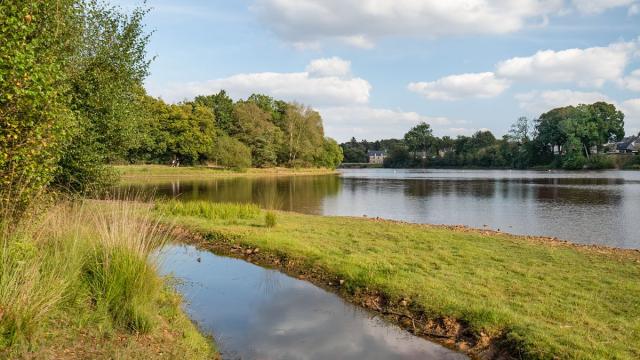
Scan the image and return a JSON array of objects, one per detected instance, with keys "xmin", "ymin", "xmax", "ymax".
[
  {"xmin": 606, "ymin": 136, "xmax": 639, "ymax": 154},
  {"xmin": 367, "ymin": 150, "xmax": 386, "ymax": 164}
]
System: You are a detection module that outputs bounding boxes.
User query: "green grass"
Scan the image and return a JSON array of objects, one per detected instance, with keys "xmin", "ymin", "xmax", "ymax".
[
  {"xmin": 158, "ymin": 202, "xmax": 640, "ymax": 359},
  {"xmin": 158, "ymin": 201, "xmax": 261, "ymax": 221},
  {"xmin": 114, "ymin": 164, "xmax": 337, "ymax": 182},
  {"xmin": 0, "ymin": 199, "xmax": 216, "ymax": 359}
]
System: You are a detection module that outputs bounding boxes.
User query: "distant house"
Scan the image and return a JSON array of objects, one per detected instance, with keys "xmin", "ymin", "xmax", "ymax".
[
  {"xmin": 367, "ymin": 150, "xmax": 386, "ymax": 164},
  {"xmin": 606, "ymin": 136, "xmax": 639, "ymax": 154}
]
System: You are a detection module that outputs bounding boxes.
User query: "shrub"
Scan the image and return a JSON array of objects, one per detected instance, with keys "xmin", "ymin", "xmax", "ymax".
[
  {"xmin": 265, "ymin": 211, "xmax": 277, "ymax": 228},
  {"xmin": 586, "ymin": 154, "xmax": 615, "ymax": 170}
]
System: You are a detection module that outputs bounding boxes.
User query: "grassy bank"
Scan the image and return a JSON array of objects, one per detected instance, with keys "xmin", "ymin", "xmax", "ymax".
[
  {"xmin": 157, "ymin": 201, "xmax": 640, "ymax": 360},
  {"xmin": 115, "ymin": 165, "xmax": 337, "ymax": 182},
  {"xmin": 0, "ymin": 200, "xmax": 217, "ymax": 359}
]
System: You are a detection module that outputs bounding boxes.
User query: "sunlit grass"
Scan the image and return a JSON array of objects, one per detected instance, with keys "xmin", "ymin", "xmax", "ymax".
[
  {"xmin": 159, "ymin": 202, "xmax": 640, "ymax": 360},
  {"xmin": 0, "ymin": 198, "xmax": 215, "ymax": 358}
]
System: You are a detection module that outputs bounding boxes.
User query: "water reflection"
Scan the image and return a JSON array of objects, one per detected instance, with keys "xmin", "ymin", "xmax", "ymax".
[
  {"xmin": 160, "ymin": 245, "xmax": 466, "ymax": 360},
  {"xmin": 123, "ymin": 169, "xmax": 640, "ymax": 248}
]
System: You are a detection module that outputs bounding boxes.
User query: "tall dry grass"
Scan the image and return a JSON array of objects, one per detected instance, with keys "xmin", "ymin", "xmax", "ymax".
[{"xmin": 0, "ymin": 194, "xmax": 170, "ymax": 351}]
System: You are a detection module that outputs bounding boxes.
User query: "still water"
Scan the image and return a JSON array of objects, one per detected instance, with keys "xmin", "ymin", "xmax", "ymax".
[
  {"xmin": 128, "ymin": 169, "xmax": 640, "ymax": 249},
  {"xmin": 159, "ymin": 244, "xmax": 466, "ymax": 360}
]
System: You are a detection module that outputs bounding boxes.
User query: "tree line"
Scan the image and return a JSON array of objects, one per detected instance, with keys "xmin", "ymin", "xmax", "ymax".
[
  {"xmin": 342, "ymin": 102, "xmax": 631, "ymax": 170},
  {"xmin": 1, "ymin": 1, "xmax": 342, "ymax": 211}
]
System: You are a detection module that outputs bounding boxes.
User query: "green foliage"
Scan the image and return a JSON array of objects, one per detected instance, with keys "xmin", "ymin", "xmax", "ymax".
[
  {"xmin": 315, "ymin": 138, "xmax": 344, "ymax": 169},
  {"xmin": 404, "ymin": 122, "xmax": 435, "ymax": 157},
  {"xmin": 1, "ymin": 0, "xmax": 153, "ymax": 199},
  {"xmin": 195, "ymin": 90, "xmax": 235, "ymax": 134},
  {"xmin": 0, "ymin": 0, "xmax": 79, "ymax": 207},
  {"xmin": 585, "ymin": 154, "xmax": 616, "ymax": 170},
  {"xmin": 264, "ymin": 211, "xmax": 277, "ymax": 228},
  {"xmin": 158, "ymin": 200, "xmax": 261, "ymax": 221},
  {"xmin": 209, "ymin": 135, "xmax": 252, "ymax": 170}
]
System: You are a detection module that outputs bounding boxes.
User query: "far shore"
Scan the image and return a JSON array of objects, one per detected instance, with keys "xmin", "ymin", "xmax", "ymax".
[{"xmin": 114, "ymin": 165, "xmax": 338, "ymax": 182}]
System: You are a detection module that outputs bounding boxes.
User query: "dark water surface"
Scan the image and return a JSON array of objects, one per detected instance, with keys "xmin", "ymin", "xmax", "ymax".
[
  {"xmin": 159, "ymin": 244, "xmax": 466, "ymax": 360},
  {"xmin": 127, "ymin": 169, "xmax": 640, "ymax": 248}
]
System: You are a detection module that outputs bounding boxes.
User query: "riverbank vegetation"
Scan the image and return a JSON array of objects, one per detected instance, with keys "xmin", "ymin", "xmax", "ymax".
[
  {"xmin": 115, "ymin": 165, "xmax": 338, "ymax": 181},
  {"xmin": 157, "ymin": 201, "xmax": 640, "ymax": 359},
  {"xmin": 0, "ymin": 198, "xmax": 215, "ymax": 358},
  {"xmin": 342, "ymin": 102, "xmax": 637, "ymax": 170},
  {"xmin": 1, "ymin": 1, "xmax": 217, "ymax": 358}
]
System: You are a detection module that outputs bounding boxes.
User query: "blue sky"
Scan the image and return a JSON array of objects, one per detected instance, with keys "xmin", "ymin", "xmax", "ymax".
[{"xmin": 115, "ymin": 0, "xmax": 640, "ymax": 142}]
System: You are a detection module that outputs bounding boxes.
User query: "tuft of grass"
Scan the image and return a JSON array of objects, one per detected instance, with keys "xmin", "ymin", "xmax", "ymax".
[
  {"xmin": 160, "ymin": 205, "xmax": 640, "ymax": 360},
  {"xmin": 0, "ymin": 196, "xmax": 216, "ymax": 357},
  {"xmin": 264, "ymin": 211, "xmax": 277, "ymax": 228},
  {"xmin": 157, "ymin": 200, "xmax": 260, "ymax": 221}
]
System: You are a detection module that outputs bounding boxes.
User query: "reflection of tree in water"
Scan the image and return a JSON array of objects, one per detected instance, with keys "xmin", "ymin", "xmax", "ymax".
[
  {"xmin": 136, "ymin": 175, "xmax": 342, "ymax": 213},
  {"xmin": 403, "ymin": 179, "xmax": 497, "ymax": 199},
  {"xmin": 257, "ymin": 269, "xmax": 283, "ymax": 297}
]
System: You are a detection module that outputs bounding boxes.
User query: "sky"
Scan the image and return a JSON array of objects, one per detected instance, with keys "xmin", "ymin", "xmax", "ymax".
[{"xmin": 114, "ymin": 0, "xmax": 640, "ymax": 142}]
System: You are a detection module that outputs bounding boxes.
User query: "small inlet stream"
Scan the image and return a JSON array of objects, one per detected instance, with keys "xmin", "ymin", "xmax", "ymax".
[{"xmin": 159, "ymin": 244, "xmax": 467, "ymax": 360}]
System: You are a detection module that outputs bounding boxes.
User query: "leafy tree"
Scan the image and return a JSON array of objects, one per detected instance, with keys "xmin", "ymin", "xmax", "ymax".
[
  {"xmin": 54, "ymin": 1, "xmax": 152, "ymax": 192},
  {"xmin": 208, "ymin": 135, "xmax": 251, "ymax": 170},
  {"xmin": 195, "ymin": 90, "xmax": 236, "ymax": 134},
  {"xmin": 404, "ymin": 122, "xmax": 435, "ymax": 159},
  {"xmin": 341, "ymin": 137, "xmax": 367, "ymax": 163},
  {"xmin": 508, "ymin": 117, "xmax": 533, "ymax": 144},
  {"xmin": 233, "ymin": 101, "xmax": 282, "ymax": 167},
  {"xmin": 315, "ymin": 138, "xmax": 344, "ymax": 169},
  {"xmin": 281, "ymin": 103, "xmax": 324, "ymax": 166},
  {"xmin": 1, "ymin": 0, "xmax": 79, "ymax": 207},
  {"xmin": 383, "ymin": 144, "xmax": 411, "ymax": 168}
]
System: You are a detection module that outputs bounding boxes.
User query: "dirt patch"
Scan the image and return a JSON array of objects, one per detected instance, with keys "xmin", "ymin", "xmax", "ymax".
[{"xmin": 168, "ymin": 226, "xmax": 516, "ymax": 360}]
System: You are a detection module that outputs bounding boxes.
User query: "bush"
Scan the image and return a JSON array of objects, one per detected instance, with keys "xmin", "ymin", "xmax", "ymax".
[
  {"xmin": 208, "ymin": 135, "xmax": 252, "ymax": 170},
  {"xmin": 265, "ymin": 211, "xmax": 277, "ymax": 228},
  {"xmin": 586, "ymin": 155, "xmax": 615, "ymax": 170}
]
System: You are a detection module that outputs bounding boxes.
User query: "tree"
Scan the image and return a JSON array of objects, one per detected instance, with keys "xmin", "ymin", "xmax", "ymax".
[
  {"xmin": 54, "ymin": 1, "xmax": 152, "ymax": 192},
  {"xmin": 233, "ymin": 101, "xmax": 282, "ymax": 167},
  {"xmin": 208, "ymin": 135, "xmax": 251, "ymax": 170},
  {"xmin": 404, "ymin": 122, "xmax": 434, "ymax": 160},
  {"xmin": 195, "ymin": 90, "xmax": 236, "ymax": 134},
  {"xmin": 281, "ymin": 103, "xmax": 324, "ymax": 166},
  {"xmin": 508, "ymin": 117, "xmax": 533, "ymax": 144},
  {"xmin": 315, "ymin": 138, "xmax": 344, "ymax": 169},
  {"xmin": 1, "ymin": 0, "xmax": 79, "ymax": 207},
  {"xmin": 536, "ymin": 106, "xmax": 572, "ymax": 155}
]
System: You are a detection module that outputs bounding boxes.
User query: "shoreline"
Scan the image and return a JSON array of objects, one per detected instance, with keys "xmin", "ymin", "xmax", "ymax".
[
  {"xmin": 114, "ymin": 165, "xmax": 338, "ymax": 182},
  {"xmin": 156, "ymin": 203, "xmax": 640, "ymax": 359}
]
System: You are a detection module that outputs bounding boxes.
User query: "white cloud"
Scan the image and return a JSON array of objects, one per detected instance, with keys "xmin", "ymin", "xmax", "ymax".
[
  {"xmin": 408, "ymin": 72, "xmax": 510, "ymax": 100},
  {"xmin": 319, "ymin": 106, "xmax": 460, "ymax": 141},
  {"xmin": 496, "ymin": 40, "xmax": 637, "ymax": 87},
  {"xmin": 620, "ymin": 69, "xmax": 640, "ymax": 91},
  {"xmin": 515, "ymin": 89, "xmax": 611, "ymax": 114},
  {"xmin": 571, "ymin": 0, "xmax": 637, "ymax": 14},
  {"xmin": 306, "ymin": 57, "xmax": 352, "ymax": 78},
  {"xmin": 251, "ymin": 0, "xmax": 565, "ymax": 48},
  {"xmin": 630, "ymin": 3, "xmax": 640, "ymax": 14},
  {"xmin": 621, "ymin": 98, "xmax": 640, "ymax": 134},
  {"xmin": 148, "ymin": 58, "xmax": 371, "ymax": 105}
]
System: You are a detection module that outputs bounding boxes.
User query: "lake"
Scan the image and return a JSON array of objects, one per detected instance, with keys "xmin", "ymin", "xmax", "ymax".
[{"xmin": 127, "ymin": 169, "xmax": 640, "ymax": 249}]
